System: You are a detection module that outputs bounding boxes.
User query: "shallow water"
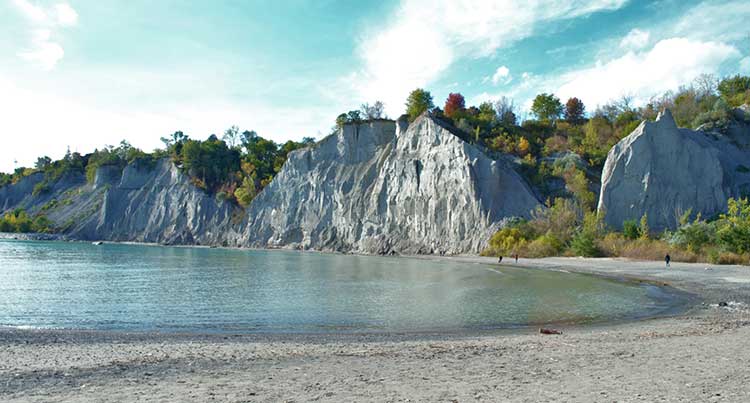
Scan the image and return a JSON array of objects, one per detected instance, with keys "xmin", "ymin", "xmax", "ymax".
[{"xmin": 0, "ymin": 240, "xmax": 684, "ymax": 333}]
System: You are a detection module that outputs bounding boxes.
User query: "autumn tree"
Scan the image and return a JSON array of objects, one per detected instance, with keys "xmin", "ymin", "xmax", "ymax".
[
  {"xmin": 405, "ymin": 88, "xmax": 434, "ymax": 121},
  {"xmin": 444, "ymin": 92, "xmax": 466, "ymax": 119},
  {"xmin": 531, "ymin": 93, "xmax": 563, "ymax": 122},
  {"xmin": 564, "ymin": 97, "xmax": 586, "ymax": 125},
  {"xmin": 517, "ymin": 137, "xmax": 530, "ymax": 156}
]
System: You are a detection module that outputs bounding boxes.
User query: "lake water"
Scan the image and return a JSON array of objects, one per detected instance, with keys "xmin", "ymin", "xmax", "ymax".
[{"xmin": 0, "ymin": 240, "xmax": 685, "ymax": 333}]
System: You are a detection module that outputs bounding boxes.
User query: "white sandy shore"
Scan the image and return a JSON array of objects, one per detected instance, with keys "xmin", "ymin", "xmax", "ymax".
[{"xmin": 1, "ymin": 257, "xmax": 749, "ymax": 402}]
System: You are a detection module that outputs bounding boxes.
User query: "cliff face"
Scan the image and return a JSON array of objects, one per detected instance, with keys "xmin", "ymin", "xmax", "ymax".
[
  {"xmin": 68, "ymin": 159, "xmax": 240, "ymax": 245},
  {"xmin": 0, "ymin": 159, "xmax": 240, "ymax": 245},
  {"xmin": 0, "ymin": 114, "xmax": 541, "ymax": 254},
  {"xmin": 598, "ymin": 108, "xmax": 750, "ymax": 231},
  {"xmin": 242, "ymin": 114, "xmax": 540, "ymax": 254}
]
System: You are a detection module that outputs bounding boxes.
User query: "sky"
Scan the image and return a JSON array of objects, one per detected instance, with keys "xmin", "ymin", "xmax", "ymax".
[{"xmin": 1, "ymin": 0, "xmax": 749, "ymax": 172}]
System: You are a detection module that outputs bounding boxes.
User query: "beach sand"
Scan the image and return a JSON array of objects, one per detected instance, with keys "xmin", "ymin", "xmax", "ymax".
[{"xmin": 1, "ymin": 257, "xmax": 749, "ymax": 402}]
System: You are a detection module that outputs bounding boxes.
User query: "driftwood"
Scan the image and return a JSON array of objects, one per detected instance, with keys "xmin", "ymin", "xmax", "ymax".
[{"xmin": 539, "ymin": 328, "xmax": 563, "ymax": 335}]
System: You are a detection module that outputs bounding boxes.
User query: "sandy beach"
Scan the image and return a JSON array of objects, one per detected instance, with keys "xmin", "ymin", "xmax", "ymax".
[{"xmin": 2, "ymin": 257, "xmax": 749, "ymax": 402}]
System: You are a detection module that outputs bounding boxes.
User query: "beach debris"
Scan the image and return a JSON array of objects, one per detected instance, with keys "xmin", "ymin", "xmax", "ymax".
[
  {"xmin": 711, "ymin": 301, "xmax": 748, "ymax": 312},
  {"xmin": 540, "ymin": 328, "xmax": 563, "ymax": 335}
]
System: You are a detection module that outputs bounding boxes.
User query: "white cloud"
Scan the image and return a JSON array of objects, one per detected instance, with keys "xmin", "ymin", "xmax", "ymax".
[
  {"xmin": 556, "ymin": 38, "xmax": 741, "ymax": 108},
  {"xmin": 11, "ymin": 1, "xmax": 78, "ymax": 70},
  {"xmin": 11, "ymin": 0, "xmax": 48, "ymax": 23},
  {"xmin": 619, "ymin": 28, "xmax": 650, "ymax": 50},
  {"xmin": 18, "ymin": 29, "xmax": 65, "ymax": 71},
  {"xmin": 491, "ymin": 65, "xmax": 511, "ymax": 85},
  {"xmin": 672, "ymin": 0, "xmax": 750, "ymax": 42},
  {"xmin": 54, "ymin": 3, "xmax": 78, "ymax": 26},
  {"xmin": 352, "ymin": 0, "xmax": 629, "ymax": 116}
]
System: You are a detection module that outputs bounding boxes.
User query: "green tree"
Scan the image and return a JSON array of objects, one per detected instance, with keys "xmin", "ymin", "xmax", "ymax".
[
  {"xmin": 639, "ymin": 213, "xmax": 650, "ymax": 239},
  {"xmin": 716, "ymin": 198, "xmax": 750, "ymax": 253},
  {"xmin": 233, "ymin": 176, "xmax": 257, "ymax": 207},
  {"xmin": 180, "ymin": 137, "xmax": 241, "ymax": 191},
  {"xmin": 35, "ymin": 156, "xmax": 52, "ymax": 170},
  {"xmin": 531, "ymin": 93, "xmax": 563, "ymax": 122},
  {"xmin": 623, "ymin": 220, "xmax": 640, "ymax": 240},
  {"xmin": 405, "ymin": 88, "xmax": 434, "ymax": 121},
  {"xmin": 718, "ymin": 75, "xmax": 750, "ymax": 107}
]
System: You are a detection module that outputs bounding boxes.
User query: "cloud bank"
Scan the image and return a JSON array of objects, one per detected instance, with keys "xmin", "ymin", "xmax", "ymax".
[
  {"xmin": 12, "ymin": 0, "xmax": 78, "ymax": 70},
  {"xmin": 351, "ymin": 0, "xmax": 629, "ymax": 115}
]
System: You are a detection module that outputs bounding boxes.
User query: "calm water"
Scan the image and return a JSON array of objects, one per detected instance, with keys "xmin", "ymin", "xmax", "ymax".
[{"xmin": 0, "ymin": 240, "xmax": 683, "ymax": 333}]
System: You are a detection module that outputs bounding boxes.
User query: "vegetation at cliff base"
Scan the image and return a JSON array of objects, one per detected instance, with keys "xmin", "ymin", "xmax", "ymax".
[
  {"xmin": 0, "ymin": 209, "xmax": 55, "ymax": 234},
  {"xmin": 483, "ymin": 198, "xmax": 750, "ymax": 265}
]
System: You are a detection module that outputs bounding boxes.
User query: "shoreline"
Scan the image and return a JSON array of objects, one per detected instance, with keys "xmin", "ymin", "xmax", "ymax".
[
  {"xmin": 2, "ymin": 247, "xmax": 750, "ymax": 401},
  {"xmin": 1, "ymin": 238, "xmax": 700, "ymax": 337}
]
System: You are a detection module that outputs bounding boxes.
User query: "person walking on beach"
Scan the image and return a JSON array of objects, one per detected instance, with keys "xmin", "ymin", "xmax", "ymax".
[
  {"xmin": 665, "ymin": 254, "xmax": 671, "ymax": 268},
  {"xmin": 514, "ymin": 254, "xmax": 519, "ymax": 263},
  {"xmin": 498, "ymin": 256, "xmax": 503, "ymax": 263}
]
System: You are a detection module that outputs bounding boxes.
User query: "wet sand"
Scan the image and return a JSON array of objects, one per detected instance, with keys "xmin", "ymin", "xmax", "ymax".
[{"xmin": 1, "ymin": 257, "xmax": 749, "ymax": 402}]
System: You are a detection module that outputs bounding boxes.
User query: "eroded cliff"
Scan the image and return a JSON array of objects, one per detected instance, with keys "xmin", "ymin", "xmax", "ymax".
[
  {"xmin": 242, "ymin": 114, "xmax": 540, "ymax": 254},
  {"xmin": 598, "ymin": 108, "xmax": 750, "ymax": 231}
]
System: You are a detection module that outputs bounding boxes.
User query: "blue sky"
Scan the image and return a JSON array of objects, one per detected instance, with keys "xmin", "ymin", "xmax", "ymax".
[{"xmin": 1, "ymin": 0, "xmax": 749, "ymax": 171}]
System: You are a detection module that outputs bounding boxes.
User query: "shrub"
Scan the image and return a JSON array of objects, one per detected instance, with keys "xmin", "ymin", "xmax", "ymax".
[
  {"xmin": 570, "ymin": 232, "xmax": 599, "ymax": 257},
  {"xmin": 597, "ymin": 233, "xmax": 628, "ymax": 256},
  {"xmin": 524, "ymin": 232, "xmax": 564, "ymax": 257},
  {"xmin": 215, "ymin": 191, "xmax": 232, "ymax": 202},
  {"xmin": 529, "ymin": 198, "xmax": 578, "ymax": 244},
  {"xmin": 623, "ymin": 220, "xmax": 640, "ymax": 240},
  {"xmin": 619, "ymin": 238, "xmax": 697, "ymax": 263},
  {"xmin": 639, "ymin": 214, "xmax": 650, "ymax": 239},
  {"xmin": 32, "ymin": 182, "xmax": 51, "ymax": 196},
  {"xmin": 715, "ymin": 198, "xmax": 750, "ymax": 254},
  {"xmin": 233, "ymin": 177, "xmax": 257, "ymax": 207},
  {"xmin": 486, "ymin": 226, "xmax": 529, "ymax": 256},
  {"xmin": 718, "ymin": 75, "xmax": 750, "ymax": 107},
  {"xmin": 669, "ymin": 220, "xmax": 713, "ymax": 252},
  {"xmin": 0, "ymin": 209, "xmax": 54, "ymax": 233}
]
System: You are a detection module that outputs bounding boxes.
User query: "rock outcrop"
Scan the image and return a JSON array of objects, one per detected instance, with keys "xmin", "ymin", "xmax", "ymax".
[
  {"xmin": 242, "ymin": 114, "xmax": 540, "ymax": 254},
  {"xmin": 598, "ymin": 108, "xmax": 750, "ymax": 231}
]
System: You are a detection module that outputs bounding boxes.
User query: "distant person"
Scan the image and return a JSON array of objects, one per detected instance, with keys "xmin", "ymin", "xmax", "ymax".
[
  {"xmin": 498, "ymin": 256, "xmax": 503, "ymax": 263},
  {"xmin": 514, "ymin": 254, "xmax": 519, "ymax": 263},
  {"xmin": 665, "ymin": 254, "xmax": 671, "ymax": 268}
]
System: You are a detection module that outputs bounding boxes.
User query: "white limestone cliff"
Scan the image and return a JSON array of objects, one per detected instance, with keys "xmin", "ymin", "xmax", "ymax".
[
  {"xmin": 242, "ymin": 114, "xmax": 541, "ymax": 254},
  {"xmin": 598, "ymin": 108, "xmax": 750, "ymax": 231}
]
